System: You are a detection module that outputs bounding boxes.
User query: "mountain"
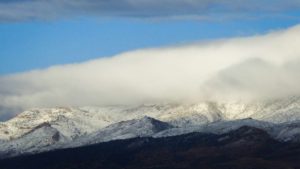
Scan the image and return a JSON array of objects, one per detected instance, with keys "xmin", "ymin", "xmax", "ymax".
[
  {"xmin": 271, "ymin": 121, "xmax": 300, "ymax": 142},
  {"xmin": 1, "ymin": 96, "xmax": 300, "ymax": 158},
  {"xmin": 153, "ymin": 118, "xmax": 274, "ymax": 137},
  {"xmin": 67, "ymin": 116, "xmax": 173, "ymax": 148},
  {"xmin": 0, "ymin": 107, "xmax": 114, "ymax": 141},
  {"xmin": 1, "ymin": 126, "xmax": 300, "ymax": 169},
  {"xmin": 0, "ymin": 123, "xmax": 68, "ymax": 157}
]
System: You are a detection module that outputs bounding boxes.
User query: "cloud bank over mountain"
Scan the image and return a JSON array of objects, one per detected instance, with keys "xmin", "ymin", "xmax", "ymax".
[
  {"xmin": 0, "ymin": 24, "xmax": 300, "ymax": 119},
  {"xmin": 0, "ymin": 0, "xmax": 300, "ymax": 22},
  {"xmin": 0, "ymin": 26, "xmax": 300, "ymax": 119}
]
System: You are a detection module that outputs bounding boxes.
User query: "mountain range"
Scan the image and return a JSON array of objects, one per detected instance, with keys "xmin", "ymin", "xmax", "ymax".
[{"xmin": 1, "ymin": 96, "xmax": 300, "ymax": 164}]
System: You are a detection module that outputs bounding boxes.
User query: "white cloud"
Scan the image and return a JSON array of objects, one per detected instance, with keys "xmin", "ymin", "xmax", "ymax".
[{"xmin": 1, "ymin": 24, "xmax": 300, "ymax": 119}]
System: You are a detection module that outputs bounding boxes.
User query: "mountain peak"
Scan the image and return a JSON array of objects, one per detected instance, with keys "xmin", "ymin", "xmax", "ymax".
[{"xmin": 140, "ymin": 116, "xmax": 155, "ymax": 121}]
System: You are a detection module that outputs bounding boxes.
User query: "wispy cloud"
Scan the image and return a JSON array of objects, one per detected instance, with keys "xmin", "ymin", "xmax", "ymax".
[
  {"xmin": 0, "ymin": 0, "xmax": 300, "ymax": 22},
  {"xmin": 0, "ymin": 24, "xmax": 300, "ymax": 119}
]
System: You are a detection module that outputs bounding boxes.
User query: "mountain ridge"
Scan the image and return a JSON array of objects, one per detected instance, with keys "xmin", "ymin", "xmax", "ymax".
[
  {"xmin": 1, "ymin": 126, "xmax": 299, "ymax": 169},
  {"xmin": 1, "ymin": 96, "xmax": 300, "ymax": 158}
]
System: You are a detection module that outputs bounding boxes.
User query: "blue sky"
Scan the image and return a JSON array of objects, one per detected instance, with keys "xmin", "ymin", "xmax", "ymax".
[{"xmin": 0, "ymin": 0, "xmax": 300, "ymax": 75}]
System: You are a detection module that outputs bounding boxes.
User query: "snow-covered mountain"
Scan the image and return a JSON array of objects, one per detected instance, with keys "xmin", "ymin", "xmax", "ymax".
[
  {"xmin": 0, "ymin": 122, "xmax": 68, "ymax": 157},
  {"xmin": 67, "ymin": 116, "xmax": 173, "ymax": 148},
  {"xmin": 1, "ymin": 96, "xmax": 300, "ymax": 158}
]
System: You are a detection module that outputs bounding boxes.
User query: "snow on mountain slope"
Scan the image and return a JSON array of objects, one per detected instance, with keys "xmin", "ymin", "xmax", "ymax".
[
  {"xmin": 67, "ymin": 116, "xmax": 173, "ymax": 148},
  {"xmin": 1, "ymin": 96, "xmax": 300, "ymax": 141},
  {"xmin": 269, "ymin": 121, "xmax": 300, "ymax": 142},
  {"xmin": 81, "ymin": 103, "xmax": 224, "ymax": 127},
  {"xmin": 201, "ymin": 118, "xmax": 274, "ymax": 135},
  {"xmin": 0, "ymin": 122, "xmax": 68, "ymax": 157},
  {"xmin": 154, "ymin": 118, "xmax": 274, "ymax": 138},
  {"xmin": 0, "ymin": 107, "xmax": 122, "ymax": 141}
]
